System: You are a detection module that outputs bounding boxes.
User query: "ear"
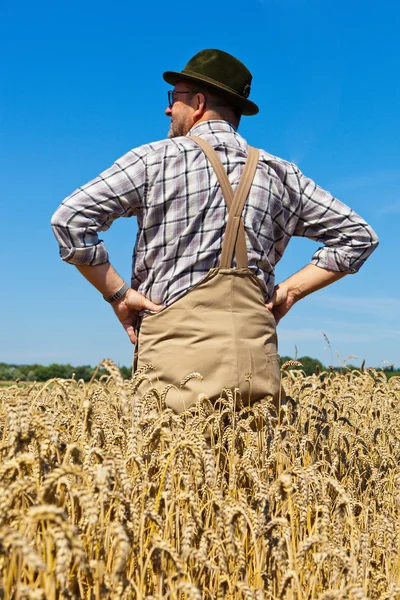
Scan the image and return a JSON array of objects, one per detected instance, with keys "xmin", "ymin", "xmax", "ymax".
[{"xmin": 192, "ymin": 92, "xmax": 207, "ymax": 119}]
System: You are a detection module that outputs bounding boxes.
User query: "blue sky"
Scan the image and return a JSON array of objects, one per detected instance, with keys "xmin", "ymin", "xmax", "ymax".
[{"xmin": 1, "ymin": 0, "xmax": 399, "ymax": 369}]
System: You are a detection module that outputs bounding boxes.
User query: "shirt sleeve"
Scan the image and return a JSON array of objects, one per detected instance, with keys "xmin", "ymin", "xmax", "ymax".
[
  {"xmin": 291, "ymin": 167, "xmax": 379, "ymax": 272},
  {"xmin": 51, "ymin": 148, "xmax": 148, "ymax": 265}
]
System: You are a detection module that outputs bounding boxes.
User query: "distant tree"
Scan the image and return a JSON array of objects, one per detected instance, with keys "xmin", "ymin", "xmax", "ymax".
[
  {"xmin": 0, "ymin": 363, "xmax": 18, "ymax": 380},
  {"xmin": 280, "ymin": 355, "xmax": 327, "ymax": 376},
  {"xmin": 25, "ymin": 369, "xmax": 38, "ymax": 381},
  {"xmin": 386, "ymin": 370, "xmax": 400, "ymax": 379},
  {"xmin": 120, "ymin": 366, "xmax": 132, "ymax": 380},
  {"xmin": 32, "ymin": 364, "xmax": 72, "ymax": 381},
  {"xmin": 32, "ymin": 366, "xmax": 51, "ymax": 382},
  {"xmin": 74, "ymin": 365, "xmax": 95, "ymax": 382}
]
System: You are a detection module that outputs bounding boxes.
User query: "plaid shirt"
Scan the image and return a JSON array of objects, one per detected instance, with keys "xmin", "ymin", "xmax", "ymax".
[{"xmin": 51, "ymin": 120, "xmax": 379, "ymax": 306}]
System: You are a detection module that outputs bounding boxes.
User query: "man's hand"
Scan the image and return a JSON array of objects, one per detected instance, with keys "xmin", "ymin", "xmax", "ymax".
[
  {"xmin": 265, "ymin": 264, "xmax": 350, "ymax": 325},
  {"xmin": 265, "ymin": 283, "xmax": 297, "ymax": 325},
  {"xmin": 112, "ymin": 289, "xmax": 163, "ymax": 344},
  {"xmin": 75, "ymin": 262, "xmax": 164, "ymax": 344}
]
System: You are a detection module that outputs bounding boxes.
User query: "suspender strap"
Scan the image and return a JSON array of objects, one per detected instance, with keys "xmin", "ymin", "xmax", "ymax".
[
  {"xmin": 188, "ymin": 136, "xmax": 247, "ymax": 267},
  {"xmin": 220, "ymin": 145, "xmax": 259, "ymax": 268},
  {"xmin": 189, "ymin": 136, "xmax": 259, "ymax": 268}
]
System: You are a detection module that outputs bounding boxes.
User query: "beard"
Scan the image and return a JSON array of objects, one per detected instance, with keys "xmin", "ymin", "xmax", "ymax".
[
  {"xmin": 167, "ymin": 110, "xmax": 191, "ymax": 139},
  {"xmin": 168, "ymin": 120, "xmax": 186, "ymax": 139},
  {"xmin": 167, "ymin": 123, "xmax": 179, "ymax": 139},
  {"xmin": 168, "ymin": 124, "xmax": 179, "ymax": 139}
]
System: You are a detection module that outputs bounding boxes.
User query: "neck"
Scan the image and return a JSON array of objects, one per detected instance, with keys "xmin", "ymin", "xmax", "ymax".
[{"xmin": 193, "ymin": 110, "xmax": 240, "ymax": 130}]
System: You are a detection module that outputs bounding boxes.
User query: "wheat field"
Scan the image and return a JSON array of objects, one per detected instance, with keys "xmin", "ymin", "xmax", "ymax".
[{"xmin": 0, "ymin": 360, "xmax": 399, "ymax": 600}]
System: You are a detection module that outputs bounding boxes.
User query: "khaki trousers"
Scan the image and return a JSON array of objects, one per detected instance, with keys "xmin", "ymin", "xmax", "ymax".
[{"xmin": 136, "ymin": 267, "xmax": 281, "ymax": 413}]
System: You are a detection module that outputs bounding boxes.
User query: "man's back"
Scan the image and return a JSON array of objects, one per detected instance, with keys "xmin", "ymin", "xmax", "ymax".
[{"xmin": 53, "ymin": 119, "xmax": 376, "ymax": 309}]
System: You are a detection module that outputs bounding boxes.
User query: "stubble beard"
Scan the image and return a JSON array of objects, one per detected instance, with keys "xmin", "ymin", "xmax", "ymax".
[
  {"xmin": 168, "ymin": 121, "xmax": 186, "ymax": 139},
  {"xmin": 167, "ymin": 122, "xmax": 179, "ymax": 139},
  {"xmin": 167, "ymin": 112, "xmax": 191, "ymax": 139}
]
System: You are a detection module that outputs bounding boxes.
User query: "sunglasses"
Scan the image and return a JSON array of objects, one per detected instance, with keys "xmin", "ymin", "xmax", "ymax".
[{"xmin": 167, "ymin": 90, "xmax": 195, "ymax": 109}]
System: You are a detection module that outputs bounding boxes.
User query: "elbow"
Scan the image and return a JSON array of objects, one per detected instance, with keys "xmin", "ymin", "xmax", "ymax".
[
  {"xmin": 50, "ymin": 209, "xmax": 59, "ymax": 228},
  {"xmin": 349, "ymin": 227, "xmax": 379, "ymax": 272},
  {"xmin": 51, "ymin": 205, "xmax": 64, "ymax": 234},
  {"xmin": 50, "ymin": 205, "xmax": 76, "ymax": 263},
  {"xmin": 364, "ymin": 226, "xmax": 379, "ymax": 259},
  {"xmin": 370, "ymin": 230, "xmax": 379, "ymax": 253}
]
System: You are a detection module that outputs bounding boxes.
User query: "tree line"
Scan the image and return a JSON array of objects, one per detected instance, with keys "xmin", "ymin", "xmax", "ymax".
[
  {"xmin": 0, "ymin": 363, "xmax": 132, "ymax": 382},
  {"xmin": 0, "ymin": 358, "xmax": 398, "ymax": 383}
]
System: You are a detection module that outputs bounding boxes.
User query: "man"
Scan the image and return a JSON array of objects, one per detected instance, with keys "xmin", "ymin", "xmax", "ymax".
[{"xmin": 51, "ymin": 49, "xmax": 379, "ymax": 411}]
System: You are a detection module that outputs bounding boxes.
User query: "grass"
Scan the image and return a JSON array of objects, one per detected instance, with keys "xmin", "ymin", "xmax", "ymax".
[{"xmin": 0, "ymin": 360, "xmax": 399, "ymax": 599}]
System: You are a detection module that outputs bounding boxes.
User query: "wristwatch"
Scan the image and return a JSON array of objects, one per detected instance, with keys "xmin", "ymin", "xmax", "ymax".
[{"xmin": 103, "ymin": 282, "xmax": 130, "ymax": 303}]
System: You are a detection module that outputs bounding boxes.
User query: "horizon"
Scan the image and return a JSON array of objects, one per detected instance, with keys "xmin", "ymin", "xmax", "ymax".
[{"xmin": 1, "ymin": 355, "xmax": 398, "ymax": 373}]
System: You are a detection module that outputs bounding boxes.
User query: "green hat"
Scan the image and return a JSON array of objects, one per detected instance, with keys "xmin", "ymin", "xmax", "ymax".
[{"xmin": 163, "ymin": 49, "xmax": 259, "ymax": 116}]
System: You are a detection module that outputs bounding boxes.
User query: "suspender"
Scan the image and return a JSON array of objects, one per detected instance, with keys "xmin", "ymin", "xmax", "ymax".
[{"xmin": 188, "ymin": 136, "xmax": 259, "ymax": 269}]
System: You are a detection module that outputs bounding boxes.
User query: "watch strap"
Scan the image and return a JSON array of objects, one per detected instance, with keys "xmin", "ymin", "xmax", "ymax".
[{"xmin": 103, "ymin": 282, "xmax": 130, "ymax": 303}]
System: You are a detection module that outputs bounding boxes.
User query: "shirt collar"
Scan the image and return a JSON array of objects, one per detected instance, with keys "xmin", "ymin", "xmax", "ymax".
[{"xmin": 187, "ymin": 120, "xmax": 237, "ymax": 137}]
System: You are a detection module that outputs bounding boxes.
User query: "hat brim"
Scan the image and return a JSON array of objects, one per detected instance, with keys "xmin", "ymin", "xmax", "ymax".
[{"xmin": 163, "ymin": 70, "xmax": 259, "ymax": 117}]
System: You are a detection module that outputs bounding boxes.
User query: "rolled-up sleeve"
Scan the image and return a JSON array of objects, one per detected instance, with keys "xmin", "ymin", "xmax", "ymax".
[
  {"xmin": 292, "ymin": 168, "xmax": 379, "ymax": 272},
  {"xmin": 51, "ymin": 148, "xmax": 147, "ymax": 265}
]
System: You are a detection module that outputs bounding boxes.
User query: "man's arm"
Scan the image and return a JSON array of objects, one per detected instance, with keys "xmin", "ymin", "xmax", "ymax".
[
  {"xmin": 265, "ymin": 162, "xmax": 379, "ymax": 323},
  {"xmin": 76, "ymin": 262, "xmax": 162, "ymax": 344},
  {"xmin": 265, "ymin": 264, "xmax": 349, "ymax": 324},
  {"xmin": 51, "ymin": 146, "xmax": 163, "ymax": 343}
]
